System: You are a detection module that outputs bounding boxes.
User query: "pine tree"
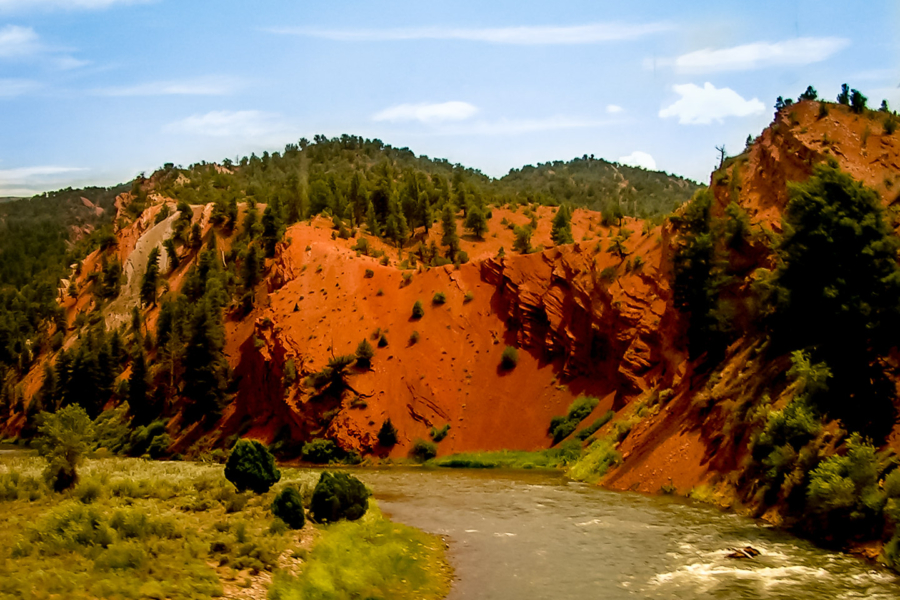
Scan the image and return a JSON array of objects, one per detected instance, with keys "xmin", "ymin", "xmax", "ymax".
[
  {"xmin": 182, "ymin": 299, "xmax": 227, "ymax": 423},
  {"xmin": 365, "ymin": 199, "xmax": 380, "ymax": 236},
  {"xmin": 189, "ymin": 223, "xmax": 203, "ymax": 250},
  {"xmin": 163, "ymin": 238, "xmax": 179, "ymax": 271},
  {"xmin": 128, "ymin": 348, "xmax": 152, "ymax": 425},
  {"xmin": 464, "ymin": 204, "xmax": 488, "ymax": 239},
  {"xmin": 551, "ymin": 205, "xmax": 574, "ymax": 245},
  {"xmin": 262, "ymin": 203, "xmax": 283, "ymax": 258},
  {"xmin": 140, "ymin": 247, "xmax": 161, "ymax": 307},
  {"xmin": 513, "ymin": 226, "xmax": 533, "ymax": 254},
  {"xmin": 243, "ymin": 245, "xmax": 261, "ymax": 290},
  {"xmin": 440, "ymin": 204, "xmax": 459, "ymax": 258}
]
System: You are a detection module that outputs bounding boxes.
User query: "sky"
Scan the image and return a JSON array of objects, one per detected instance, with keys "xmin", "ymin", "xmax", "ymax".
[{"xmin": 0, "ymin": 0, "xmax": 898, "ymax": 196}]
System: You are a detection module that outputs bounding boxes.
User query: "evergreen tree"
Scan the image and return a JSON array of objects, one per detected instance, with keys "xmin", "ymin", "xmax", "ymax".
[
  {"xmin": 140, "ymin": 247, "xmax": 161, "ymax": 307},
  {"xmin": 261, "ymin": 202, "xmax": 283, "ymax": 258},
  {"xmin": 243, "ymin": 245, "xmax": 261, "ymax": 290},
  {"xmin": 128, "ymin": 348, "xmax": 152, "ymax": 425},
  {"xmin": 440, "ymin": 204, "xmax": 459, "ymax": 258},
  {"xmin": 365, "ymin": 199, "xmax": 380, "ymax": 236},
  {"xmin": 189, "ymin": 223, "xmax": 203, "ymax": 250},
  {"xmin": 163, "ymin": 238, "xmax": 179, "ymax": 271},
  {"xmin": 551, "ymin": 205, "xmax": 574, "ymax": 245},
  {"xmin": 182, "ymin": 298, "xmax": 227, "ymax": 423},
  {"xmin": 464, "ymin": 204, "xmax": 489, "ymax": 239},
  {"xmin": 837, "ymin": 83, "xmax": 850, "ymax": 105},
  {"xmin": 513, "ymin": 226, "xmax": 533, "ymax": 254}
]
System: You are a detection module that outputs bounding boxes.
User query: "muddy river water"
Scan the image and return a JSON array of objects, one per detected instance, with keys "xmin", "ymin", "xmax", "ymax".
[{"xmin": 358, "ymin": 468, "xmax": 900, "ymax": 600}]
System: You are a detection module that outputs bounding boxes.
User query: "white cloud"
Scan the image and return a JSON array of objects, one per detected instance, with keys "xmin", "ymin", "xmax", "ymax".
[
  {"xmin": 373, "ymin": 101, "xmax": 478, "ymax": 124},
  {"xmin": 0, "ymin": 0, "xmax": 148, "ymax": 11},
  {"xmin": 164, "ymin": 110, "xmax": 284, "ymax": 137},
  {"xmin": 96, "ymin": 75, "xmax": 242, "ymax": 97},
  {"xmin": 606, "ymin": 104, "xmax": 623, "ymax": 114},
  {"xmin": 674, "ymin": 37, "xmax": 849, "ymax": 73},
  {"xmin": 0, "ymin": 25, "xmax": 40, "ymax": 58},
  {"xmin": 270, "ymin": 22, "xmax": 671, "ymax": 45},
  {"xmin": 659, "ymin": 82, "xmax": 765, "ymax": 125},
  {"xmin": 619, "ymin": 151, "xmax": 656, "ymax": 170},
  {"xmin": 0, "ymin": 78, "xmax": 39, "ymax": 97}
]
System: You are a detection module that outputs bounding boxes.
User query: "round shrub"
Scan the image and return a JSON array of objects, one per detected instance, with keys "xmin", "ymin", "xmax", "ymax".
[
  {"xmin": 224, "ymin": 440, "xmax": 281, "ymax": 494},
  {"xmin": 272, "ymin": 486, "xmax": 305, "ymax": 529},
  {"xmin": 411, "ymin": 300, "xmax": 424, "ymax": 319},
  {"xmin": 377, "ymin": 418, "xmax": 398, "ymax": 447},
  {"xmin": 309, "ymin": 471, "xmax": 370, "ymax": 523},
  {"xmin": 432, "ymin": 291, "xmax": 447, "ymax": 305},
  {"xmin": 410, "ymin": 438, "xmax": 437, "ymax": 462},
  {"xmin": 500, "ymin": 346, "xmax": 519, "ymax": 370},
  {"xmin": 302, "ymin": 438, "xmax": 341, "ymax": 464}
]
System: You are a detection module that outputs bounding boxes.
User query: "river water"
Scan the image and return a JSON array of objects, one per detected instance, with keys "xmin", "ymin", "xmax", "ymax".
[{"xmin": 358, "ymin": 469, "xmax": 900, "ymax": 600}]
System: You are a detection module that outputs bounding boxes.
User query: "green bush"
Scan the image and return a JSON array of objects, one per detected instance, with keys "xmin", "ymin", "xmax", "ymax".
[
  {"xmin": 309, "ymin": 472, "xmax": 370, "ymax": 523},
  {"xmin": 272, "ymin": 486, "xmax": 305, "ymax": 530},
  {"xmin": 549, "ymin": 395, "xmax": 600, "ymax": 444},
  {"xmin": 301, "ymin": 438, "xmax": 341, "ymax": 464},
  {"xmin": 36, "ymin": 404, "xmax": 94, "ymax": 492},
  {"xmin": 432, "ymin": 291, "xmax": 446, "ymax": 305},
  {"xmin": 410, "ymin": 439, "xmax": 437, "ymax": 462},
  {"xmin": 575, "ymin": 410, "xmax": 615, "ymax": 441},
  {"xmin": 500, "ymin": 346, "xmax": 518, "ymax": 370},
  {"xmin": 224, "ymin": 440, "xmax": 281, "ymax": 494},
  {"xmin": 429, "ymin": 424, "xmax": 450, "ymax": 442},
  {"xmin": 409, "ymin": 330, "xmax": 420, "ymax": 345},
  {"xmin": 355, "ymin": 338, "xmax": 375, "ymax": 368},
  {"xmin": 463, "ymin": 291, "xmax": 474, "ymax": 303},
  {"xmin": 411, "ymin": 300, "xmax": 424, "ymax": 319},
  {"xmin": 377, "ymin": 418, "xmax": 398, "ymax": 447}
]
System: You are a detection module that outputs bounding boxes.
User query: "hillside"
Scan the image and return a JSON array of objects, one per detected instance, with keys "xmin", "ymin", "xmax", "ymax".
[{"xmin": 4, "ymin": 96, "xmax": 900, "ymax": 565}]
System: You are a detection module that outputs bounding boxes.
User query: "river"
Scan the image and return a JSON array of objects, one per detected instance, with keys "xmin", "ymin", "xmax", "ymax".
[{"xmin": 358, "ymin": 468, "xmax": 900, "ymax": 600}]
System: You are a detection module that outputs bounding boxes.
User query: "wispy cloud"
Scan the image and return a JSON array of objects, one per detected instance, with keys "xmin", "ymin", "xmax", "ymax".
[
  {"xmin": 95, "ymin": 75, "xmax": 243, "ymax": 97},
  {"xmin": 673, "ymin": 37, "xmax": 849, "ymax": 73},
  {"xmin": 0, "ymin": 165, "xmax": 87, "ymax": 193},
  {"xmin": 269, "ymin": 22, "xmax": 672, "ymax": 45},
  {"xmin": 659, "ymin": 82, "xmax": 765, "ymax": 125},
  {"xmin": 164, "ymin": 110, "xmax": 285, "ymax": 137},
  {"xmin": 0, "ymin": 25, "xmax": 40, "ymax": 58},
  {"xmin": 373, "ymin": 101, "xmax": 478, "ymax": 124},
  {"xmin": 0, "ymin": 78, "xmax": 39, "ymax": 97},
  {"xmin": 606, "ymin": 104, "xmax": 623, "ymax": 114},
  {"xmin": 0, "ymin": 0, "xmax": 149, "ymax": 11},
  {"xmin": 619, "ymin": 151, "xmax": 656, "ymax": 170}
]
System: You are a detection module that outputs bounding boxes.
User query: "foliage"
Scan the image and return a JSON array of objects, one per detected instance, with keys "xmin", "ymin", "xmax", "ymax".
[
  {"xmin": 410, "ymin": 439, "xmax": 437, "ymax": 462},
  {"xmin": 549, "ymin": 395, "xmax": 600, "ymax": 444},
  {"xmin": 568, "ymin": 438, "xmax": 622, "ymax": 483},
  {"xmin": 271, "ymin": 486, "xmax": 305, "ymax": 529},
  {"xmin": 377, "ymin": 418, "xmax": 398, "ymax": 447},
  {"xmin": 224, "ymin": 439, "xmax": 281, "ymax": 494},
  {"xmin": 433, "ymin": 442, "xmax": 581, "ymax": 470},
  {"xmin": 429, "ymin": 423, "xmax": 450, "ymax": 442},
  {"xmin": 36, "ymin": 404, "xmax": 94, "ymax": 491},
  {"xmin": 551, "ymin": 204, "xmax": 574, "ymax": 245},
  {"xmin": 301, "ymin": 438, "xmax": 342, "ymax": 464},
  {"xmin": 769, "ymin": 162, "xmax": 900, "ymax": 437},
  {"xmin": 268, "ymin": 504, "xmax": 449, "ymax": 600},
  {"xmin": 354, "ymin": 338, "xmax": 374, "ymax": 369},
  {"xmin": 512, "ymin": 226, "xmax": 533, "ymax": 254},
  {"xmin": 309, "ymin": 471, "xmax": 370, "ymax": 523},
  {"xmin": 432, "ymin": 291, "xmax": 446, "ymax": 305},
  {"xmin": 575, "ymin": 410, "xmax": 615, "ymax": 441},
  {"xmin": 411, "ymin": 300, "xmax": 424, "ymax": 319},
  {"xmin": 500, "ymin": 346, "xmax": 518, "ymax": 370}
]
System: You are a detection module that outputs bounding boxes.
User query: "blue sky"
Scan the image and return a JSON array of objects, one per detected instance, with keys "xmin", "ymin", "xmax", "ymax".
[{"xmin": 0, "ymin": 0, "xmax": 897, "ymax": 196}]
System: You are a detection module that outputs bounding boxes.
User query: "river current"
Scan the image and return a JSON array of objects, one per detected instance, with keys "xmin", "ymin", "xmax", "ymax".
[{"xmin": 358, "ymin": 469, "xmax": 900, "ymax": 600}]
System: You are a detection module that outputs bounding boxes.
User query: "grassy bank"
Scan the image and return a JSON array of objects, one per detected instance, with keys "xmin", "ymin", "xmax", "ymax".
[
  {"xmin": 0, "ymin": 456, "xmax": 450, "ymax": 600},
  {"xmin": 429, "ymin": 441, "xmax": 580, "ymax": 470}
]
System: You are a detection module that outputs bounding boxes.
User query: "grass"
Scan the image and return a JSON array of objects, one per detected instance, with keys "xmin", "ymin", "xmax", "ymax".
[
  {"xmin": 268, "ymin": 502, "xmax": 450, "ymax": 600},
  {"xmin": 549, "ymin": 395, "xmax": 600, "ymax": 444},
  {"xmin": 432, "ymin": 442, "xmax": 581, "ymax": 470},
  {"xmin": 0, "ymin": 455, "xmax": 449, "ymax": 600}
]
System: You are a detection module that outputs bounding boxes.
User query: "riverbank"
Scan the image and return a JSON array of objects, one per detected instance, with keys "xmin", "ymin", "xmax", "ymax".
[{"xmin": 0, "ymin": 455, "xmax": 451, "ymax": 600}]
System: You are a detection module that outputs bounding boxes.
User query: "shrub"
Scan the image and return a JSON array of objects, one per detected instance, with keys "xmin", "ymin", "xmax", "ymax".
[
  {"xmin": 432, "ymin": 291, "xmax": 447, "ymax": 305},
  {"xmin": 377, "ymin": 418, "xmax": 398, "ymax": 447},
  {"xmin": 500, "ymin": 346, "xmax": 518, "ymax": 370},
  {"xmin": 355, "ymin": 338, "xmax": 375, "ymax": 368},
  {"xmin": 549, "ymin": 395, "xmax": 600, "ymax": 444},
  {"xmin": 463, "ymin": 291, "xmax": 474, "ymax": 303},
  {"xmin": 575, "ymin": 410, "xmax": 615, "ymax": 441},
  {"xmin": 411, "ymin": 300, "xmax": 424, "ymax": 319},
  {"xmin": 364, "ymin": 268, "xmax": 374, "ymax": 278},
  {"xmin": 568, "ymin": 438, "xmax": 622, "ymax": 483},
  {"xmin": 309, "ymin": 471, "xmax": 370, "ymax": 523},
  {"xmin": 36, "ymin": 404, "xmax": 94, "ymax": 492},
  {"xmin": 429, "ymin": 424, "xmax": 450, "ymax": 442},
  {"xmin": 409, "ymin": 330, "xmax": 420, "ymax": 345},
  {"xmin": 377, "ymin": 333, "xmax": 388, "ymax": 348},
  {"xmin": 224, "ymin": 440, "xmax": 281, "ymax": 494},
  {"xmin": 272, "ymin": 486, "xmax": 305, "ymax": 530},
  {"xmin": 410, "ymin": 439, "xmax": 437, "ymax": 462},
  {"xmin": 302, "ymin": 438, "xmax": 341, "ymax": 464}
]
